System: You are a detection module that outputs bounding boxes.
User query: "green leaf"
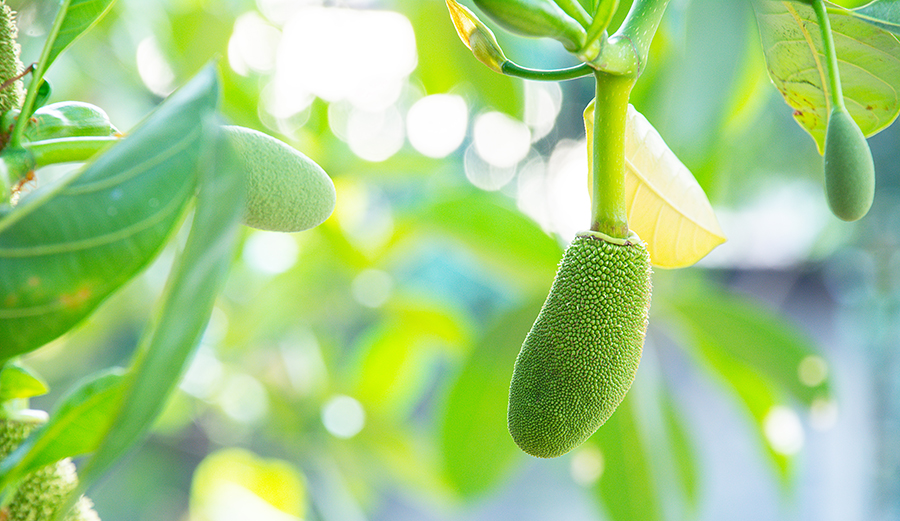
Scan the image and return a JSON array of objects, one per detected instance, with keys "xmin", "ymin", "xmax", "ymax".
[
  {"xmin": 45, "ymin": 0, "xmax": 118, "ymax": 75},
  {"xmin": 845, "ymin": 0, "xmax": 900, "ymax": 35},
  {"xmin": 439, "ymin": 301, "xmax": 541, "ymax": 497},
  {"xmin": 752, "ymin": 0, "xmax": 900, "ymax": 152},
  {"xmin": 591, "ymin": 396, "xmax": 660, "ymax": 521},
  {"xmin": 661, "ymin": 391, "xmax": 699, "ymax": 510},
  {"xmin": 0, "ymin": 368, "xmax": 125, "ymax": 492},
  {"xmin": 0, "ymin": 63, "xmax": 214, "ymax": 358},
  {"xmin": 0, "ymin": 362, "xmax": 48, "ymax": 401},
  {"xmin": 667, "ymin": 281, "xmax": 829, "ymax": 405},
  {"xmin": 71, "ymin": 66, "xmax": 243, "ymax": 510}
]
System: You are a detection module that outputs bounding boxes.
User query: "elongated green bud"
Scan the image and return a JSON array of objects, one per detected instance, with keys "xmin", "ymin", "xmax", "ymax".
[
  {"xmin": 224, "ymin": 125, "xmax": 336, "ymax": 233},
  {"xmin": 508, "ymin": 231, "xmax": 652, "ymax": 458},
  {"xmin": 823, "ymin": 107, "xmax": 874, "ymax": 222},
  {"xmin": 446, "ymin": 0, "xmax": 508, "ymax": 74},
  {"xmin": 473, "ymin": 0, "xmax": 586, "ymax": 52},
  {"xmin": 0, "ymin": 1, "xmax": 23, "ymax": 116},
  {"xmin": 1, "ymin": 415, "xmax": 101, "ymax": 521}
]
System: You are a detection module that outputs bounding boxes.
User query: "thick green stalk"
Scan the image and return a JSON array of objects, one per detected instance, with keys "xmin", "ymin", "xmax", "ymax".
[
  {"xmin": 813, "ymin": 0, "xmax": 844, "ymax": 111},
  {"xmin": 23, "ymin": 136, "xmax": 118, "ymax": 166},
  {"xmin": 590, "ymin": 71, "xmax": 633, "ymax": 238},
  {"xmin": 501, "ymin": 61, "xmax": 594, "ymax": 81},
  {"xmin": 591, "ymin": 0, "xmax": 670, "ymax": 77}
]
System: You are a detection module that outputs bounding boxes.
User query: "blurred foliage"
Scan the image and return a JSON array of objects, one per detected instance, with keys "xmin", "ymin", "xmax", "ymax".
[{"xmin": 3, "ymin": 0, "xmax": 896, "ymax": 520}]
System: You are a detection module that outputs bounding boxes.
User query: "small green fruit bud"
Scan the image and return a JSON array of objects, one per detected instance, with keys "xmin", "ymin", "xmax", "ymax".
[
  {"xmin": 446, "ymin": 0, "xmax": 508, "ymax": 74},
  {"xmin": 473, "ymin": 0, "xmax": 586, "ymax": 52},
  {"xmin": 224, "ymin": 125, "xmax": 336, "ymax": 233},
  {"xmin": 824, "ymin": 107, "xmax": 875, "ymax": 222},
  {"xmin": 508, "ymin": 231, "xmax": 652, "ymax": 458},
  {"xmin": 0, "ymin": 1, "xmax": 24, "ymax": 116},
  {"xmin": 23, "ymin": 101, "xmax": 119, "ymax": 142}
]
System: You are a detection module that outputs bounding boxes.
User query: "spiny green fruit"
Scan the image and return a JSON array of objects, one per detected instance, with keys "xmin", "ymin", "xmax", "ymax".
[
  {"xmin": 224, "ymin": 125, "xmax": 336, "ymax": 233},
  {"xmin": 0, "ymin": 0, "xmax": 24, "ymax": 115},
  {"xmin": 1, "ymin": 415, "xmax": 101, "ymax": 521},
  {"xmin": 823, "ymin": 107, "xmax": 874, "ymax": 222},
  {"xmin": 508, "ymin": 231, "xmax": 652, "ymax": 458}
]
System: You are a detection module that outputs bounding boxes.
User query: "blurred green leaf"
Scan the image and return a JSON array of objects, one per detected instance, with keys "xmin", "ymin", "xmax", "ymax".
[
  {"xmin": 661, "ymin": 390, "xmax": 699, "ymax": 509},
  {"xmin": 752, "ymin": 0, "xmax": 900, "ymax": 152},
  {"xmin": 190, "ymin": 448, "xmax": 307, "ymax": 521},
  {"xmin": 411, "ymin": 190, "xmax": 562, "ymax": 288},
  {"xmin": 0, "ymin": 362, "xmax": 48, "ymax": 401},
  {"xmin": 352, "ymin": 300, "xmax": 470, "ymax": 416},
  {"xmin": 439, "ymin": 300, "xmax": 541, "ymax": 498},
  {"xmin": 667, "ymin": 281, "xmax": 829, "ymax": 405},
  {"xmin": 71, "ymin": 67, "xmax": 243, "ymax": 508},
  {"xmin": 845, "ymin": 0, "xmax": 900, "ymax": 34},
  {"xmin": 591, "ymin": 396, "xmax": 660, "ymax": 521},
  {"xmin": 0, "ymin": 368, "xmax": 125, "ymax": 492}
]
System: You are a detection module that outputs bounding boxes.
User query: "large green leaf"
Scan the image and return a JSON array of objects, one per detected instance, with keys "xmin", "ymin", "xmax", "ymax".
[
  {"xmin": 71, "ymin": 70, "xmax": 242, "ymax": 511},
  {"xmin": 0, "ymin": 63, "xmax": 213, "ymax": 358},
  {"xmin": 845, "ymin": 0, "xmax": 900, "ymax": 35},
  {"xmin": 591, "ymin": 396, "xmax": 660, "ymax": 521},
  {"xmin": 439, "ymin": 300, "xmax": 542, "ymax": 497},
  {"xmin": 0, "ymin": 368, "xmax": 125, "ymax": 493},
  {"xmin": 752, "ymin": 0, "xmax": 900, "ymax": 152}
]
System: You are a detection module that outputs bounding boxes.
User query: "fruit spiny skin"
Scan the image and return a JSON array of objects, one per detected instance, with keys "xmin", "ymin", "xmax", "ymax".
[
  {"xmin": 0, "ymin": 417, "xmax": 101, "ymax": 521},
  {"xmin": 0, "ymin": 0, "xmax": 24, "ymax": 116},
  {"xmin": 824, "ymin": 107, "xmax": 875, "ymax": 222},
  {"xmin": 224, "ymin": 125, "xmax": 336, "ymax": 233},
  {"xmin": 508, "ymin": 231, "xmax": 652, "ymax": 458}
]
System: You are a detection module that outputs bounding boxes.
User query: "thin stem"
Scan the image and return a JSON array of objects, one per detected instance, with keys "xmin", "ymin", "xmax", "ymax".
[
  {"xmin": 590, "ymin": 71, "xmax": 634, "ymax": 238},
  {"xmin": 813, "ymin": 0, "xmax": 844, "ymax": 111},
  {"xmin": 501, "ymin": 61, "xmax": 594, "ymax": 81}
]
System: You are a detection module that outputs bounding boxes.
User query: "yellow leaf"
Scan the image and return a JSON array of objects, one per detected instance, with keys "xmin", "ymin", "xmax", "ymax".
[{"xmin": 585, "ymin": 100, "xmax": 726, "ymax": 268}]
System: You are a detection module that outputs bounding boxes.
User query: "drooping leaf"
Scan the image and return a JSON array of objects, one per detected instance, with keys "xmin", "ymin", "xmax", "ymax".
[
  {"xmin": 439, "ymin": 300, "xmax": 542, "ymax": 497},
  {"xmin": 63, "ymin": 67, "xmax": 243, "ymax": 514},
  {"xmin": 585, "ymin": 102, "xmax": 726, "ymax": 269},
  {"xmin": 751, "ymin": 0, "xmax": 900, "ymax": 152},
  {"xmin": 591, "ymin": 396, "xmax": 660, "ymax": 521},
  {"xmin": 0, "ymin": 61, "xmax": 213, "ymax": 359},
  {"xmin": 844, "ymin": 0, "xmax": 900, "ymax": 35},
  {"xmin": 0, "ymin": 368, "xmax": 126, "ymax": 492}
]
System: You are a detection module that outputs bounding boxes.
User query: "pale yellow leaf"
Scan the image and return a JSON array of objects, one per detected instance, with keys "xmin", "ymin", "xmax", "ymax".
[{"xmin": 585, "ymin": 101, "xmax": 726, "ymax": 268}]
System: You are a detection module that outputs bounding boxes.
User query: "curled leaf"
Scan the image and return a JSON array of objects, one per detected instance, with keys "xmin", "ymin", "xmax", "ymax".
[{"xmin": 585, "ymin": 101, "xmax": 726, "ymax": 268}]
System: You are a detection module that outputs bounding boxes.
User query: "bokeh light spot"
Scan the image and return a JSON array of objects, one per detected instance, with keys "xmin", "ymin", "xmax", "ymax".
[
  {"xmin": 242, "ymin": 231, "xmax": 299, "ymax": 275},
  {"xmin": 763, "ymin": 405, "xmax": 804, "ymax": 455},
  {"xmin": 321, "ymin": 395, "xmax": 366, "ymax": 438},
  {"xmin": 407, "ymin": 94, "xmax": 468, "ymax": 158},
  {"xmin": 473, "ymin": 111, "xmax": 531, "ymax": 168}
]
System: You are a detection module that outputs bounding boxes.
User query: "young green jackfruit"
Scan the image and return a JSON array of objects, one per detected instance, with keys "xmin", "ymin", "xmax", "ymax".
[
  {"xmin": 1, "ymin": 416, "xmax": 101, "ymax": 521},
  {"xmin": 0, "ymin": 1, "xmax": 24, "ymax": 116},
  {"xmin": 473, "ymin": 0, "xmax": 586, "ymax": 52},
  {"xmin": 508, "ymin": 231, "xmax": 652, "ymax": 458},
  {"xmin": 823, "ymin": 107, "xmax": 875, "ymax": 222},
  {"xmin": 224, "ymin": 125, "xmax": 336, "ymax": 233}
]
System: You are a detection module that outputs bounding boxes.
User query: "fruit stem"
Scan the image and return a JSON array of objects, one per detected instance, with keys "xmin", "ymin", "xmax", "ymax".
[
  {"xmin": 554, "ymin": 0, "xmax": 592, "ymax": 29},
  {"xmin": 589, "ymin": 0, "xmax": 670, "ymax": 77},
  {"xmin": 501, "ymin": 61, "xmax": 594, "ymax": 81},
  {"xmin": 589, "ymin": 70, "xmax": 633, "ymax": 238},
  {"xmin": 813, "ymin": 0, "xmax": 845, "ymax": 112}
]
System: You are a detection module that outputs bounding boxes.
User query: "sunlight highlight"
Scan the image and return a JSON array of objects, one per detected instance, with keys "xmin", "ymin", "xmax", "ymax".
[
  {"xmin": 242, "ymin": 231, "xmax": 300, "ymax": 275},
  {"xmin": 407, "ymin": 94, "xmax": 468, "ymax": 158},
  {"xmin": 228, "ymin": 12, "xmax": 281, "ymax": 75},
  {"xmin": 136, "ymin": 36, "xmax": 175, "ymax": 97},
  {"xmin": 473, "ymin": 111, "xmax": 531, "ymax": 168},
  {"xmin": 763, "ymin": 405, "xmax": 804, "ymax": 455},
  {"xmin": 322, "ymin": 395, "xmax": 366, "ymax": 438}
]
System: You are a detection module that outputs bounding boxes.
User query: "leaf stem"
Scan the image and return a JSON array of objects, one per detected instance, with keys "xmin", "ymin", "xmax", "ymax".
[
  {"xmin": 813, "ymin": 0, "xmax": 844, "ymax": 111},
  {"xmin": 501, "ymin": 61, "xmax": 594, "ymax": 81},
  {"xmin": 590, "ymin": 70, "xmax": 634, "ymax": 238}
]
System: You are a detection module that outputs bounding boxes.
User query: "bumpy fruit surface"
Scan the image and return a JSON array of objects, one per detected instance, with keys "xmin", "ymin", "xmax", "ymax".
[
  {"xmin": 0, "ymin": 0, "xmax": 23, "ymax": 115},
  {"xmin": 224, "ymin": 125, "xmax": 336, "ymax": 233},
  {"xmin": 1, "ymin": 416, "xmax": 101, "ymax": 521},
  {"xmin": 824, "ymin": 107, "xmax": 874, "ymax": 222},
  {"xmin": 508, "ymin": 231, "xmax": 652, "ymax": 458}
]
